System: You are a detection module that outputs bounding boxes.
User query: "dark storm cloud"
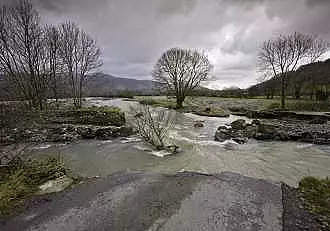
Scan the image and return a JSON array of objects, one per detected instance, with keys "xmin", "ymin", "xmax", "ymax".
[{"xmin": 1, "ymin": 0, "xmax": 330, "ymax": 89}]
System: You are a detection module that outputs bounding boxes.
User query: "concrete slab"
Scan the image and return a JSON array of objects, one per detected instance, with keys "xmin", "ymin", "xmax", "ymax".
[{"xmin": 1, "ymin": 172, "xmax": 283, "ymax": 231}]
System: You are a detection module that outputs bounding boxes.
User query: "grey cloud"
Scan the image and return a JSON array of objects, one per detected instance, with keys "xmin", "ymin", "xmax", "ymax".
[{"xmin": 1, "ymin": 0, "xmax": 330, "ymax": 89}]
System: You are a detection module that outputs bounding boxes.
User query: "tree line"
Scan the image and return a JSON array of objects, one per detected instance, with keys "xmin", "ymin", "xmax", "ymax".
[{"xmin": 0, "ymin": 0, "xmax": 102, "ymax": 110}]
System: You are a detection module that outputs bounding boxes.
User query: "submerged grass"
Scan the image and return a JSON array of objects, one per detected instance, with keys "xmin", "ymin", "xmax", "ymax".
[
  {"xmin": 299, "ymin": 176, "xmax": 330, "ymax": 229},
  {"xmin": 0, "ymin": 157, "xmax": 67, "ymax": 217}
]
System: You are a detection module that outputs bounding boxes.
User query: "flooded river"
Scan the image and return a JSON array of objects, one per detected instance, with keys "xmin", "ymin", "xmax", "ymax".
[{"xmin": 30, "ymin": 98, "xmax": 330, "ymax": 186}]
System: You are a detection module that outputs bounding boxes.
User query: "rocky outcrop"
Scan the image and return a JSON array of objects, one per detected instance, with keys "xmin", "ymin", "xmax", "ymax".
[
  {"xmin": 0, "ymin": 107, "xmax": 133, "ymax": 145},
  {"xmin": 45, "ymin": 109, "xmax": 126, "ymax": 127},
  {"xmin": 1, "ymin": 124, "xmax": 134, "ymax": 144},
  {"xmin": 215, "ymin": 119, "xmax": 330, "ymax": 145}
]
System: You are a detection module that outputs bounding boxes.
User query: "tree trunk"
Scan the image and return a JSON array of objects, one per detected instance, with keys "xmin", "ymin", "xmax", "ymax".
[
  {"xmin": 176, "ymin": 96, "xmax": 184, "ymax": 109},
  {"xmin": 294, "ymin": 86, "xmax": 301, "ymax": 100},
  {"xmin": 281, "ymin": 74, "xmax": 286, "ymax": 109}
]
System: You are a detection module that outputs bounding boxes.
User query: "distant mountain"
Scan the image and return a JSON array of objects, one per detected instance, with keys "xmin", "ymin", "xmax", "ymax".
[
  {"xmin": 248, "ymin": 58, "xmax": 330, "ymax": 99},
  {"xmin": 84, "ymin": 73, "xmax": 156, "ymax": 96},
  {"xmin": 0, "ymin": 73, "xmax": 157, "ymax": 100}
]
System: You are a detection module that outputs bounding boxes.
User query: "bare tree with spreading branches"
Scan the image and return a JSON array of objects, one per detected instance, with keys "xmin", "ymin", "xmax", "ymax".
[
  {"xmin": 258, "ymin": 32, "xmax": 329, "ymax": 108},
  {"xmin": 153, "ymin": 48, "xmax": 211, "ymax": 109},
  {"xmin": 59, "ymin": 22, "xmax": 102, "ymax": 108},
  {"xmin": 130, "ymin": 104, "xmax": 176, "ymax": 150},
  {"xmin": 0, "ymin": 0, "xmax": 48, "ymax": 109}
]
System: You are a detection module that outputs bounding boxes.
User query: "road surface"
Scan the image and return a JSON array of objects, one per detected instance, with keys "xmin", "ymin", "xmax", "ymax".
[{"xmin": 0, "ymin": 172, "xmax": 315, "ymax": 231}]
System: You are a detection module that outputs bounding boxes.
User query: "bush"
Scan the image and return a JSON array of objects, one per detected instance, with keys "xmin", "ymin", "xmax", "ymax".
[
  {"xmin": 0, "ymin": 157, "xmax": 66, "ymax": 217},
  {"xmin": 130, "ymin": 104, "xmax": 176, "ymax": 150}
]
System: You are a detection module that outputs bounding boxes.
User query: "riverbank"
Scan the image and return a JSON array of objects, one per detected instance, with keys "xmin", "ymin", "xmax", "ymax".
[{"xmin": 0, "ymin": 106, "xmax": 134, "ymax": 145}]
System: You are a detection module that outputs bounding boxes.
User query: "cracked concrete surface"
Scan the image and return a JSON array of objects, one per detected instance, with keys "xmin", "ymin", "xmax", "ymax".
[{"xmin": 1, "ymin": 172, "xmax": 283, "ymax": 231}]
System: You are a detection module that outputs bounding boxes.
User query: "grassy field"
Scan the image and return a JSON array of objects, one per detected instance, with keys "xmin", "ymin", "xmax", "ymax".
[{"xmin": 135, "ymin": 96, "xmax": 330, "ymax": 112}]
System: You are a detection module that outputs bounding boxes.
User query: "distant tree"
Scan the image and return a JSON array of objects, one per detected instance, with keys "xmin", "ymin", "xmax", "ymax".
[
  {"xmin": 152, "ymin": 48, "xmax": 211, "ymax": 109},
  {"xmin": 0, "ymin": 0, "xmax": 48, "ymax": 109},
  {"xmin": 258, "ymin": 32, "xmax": 329, "ymax": 108},
  {"xmin": 307, "ymin": 39, "xmax": 330, "ymax": 100},
  {"xmin": 58, "ymin": 22, "xmax": 102, "ymax": 108}
]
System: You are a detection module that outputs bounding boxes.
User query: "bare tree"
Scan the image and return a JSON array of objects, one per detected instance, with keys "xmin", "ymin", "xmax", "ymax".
[
  {"xmin": 130, "ymin": 104, "xmax": 176, "ymax": 150},
  {"xmin": 0, "ymin": 0, "xmax": 48, "ymax": 110},
  {"xmin": 258, "ymin": 32, "xmax": 329, "ymax": 108},
  {"xmin": 58, "ymin": 22, "xmax": 102, "ymax": 108},
  {"xmin": 153, "ymin": 48, "xmax": 211, "ymax": 109},
  {"xmin": 45, "ymin": 25, "xmax": 63, "ymax": 106}
]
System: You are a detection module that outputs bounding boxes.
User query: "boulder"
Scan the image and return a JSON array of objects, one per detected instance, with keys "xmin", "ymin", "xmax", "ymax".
[
  {"xmin": 194, "ymin": 122, "xmax": 204, "ymax": 128},
  {"xmin": 76, "ymin": 126, "xmax": 96, "ymax": 139},
  {"xmin": 232, "ymin": 137, "xmax": 248, "ymax": 144},
  {"xmin": 215, "ymin": 126, "xmax": 232, "ymax": 142},
  {"xmin": 37, "ymin": 175, "xmax": 73, "ymax": 195},
  {"xmin": 165, "ymin": 145, "xmax": 180, "ymax": 154},
  {"xmin": 230, "ymin": 119, "xmax": 246, "ymax": 130}
]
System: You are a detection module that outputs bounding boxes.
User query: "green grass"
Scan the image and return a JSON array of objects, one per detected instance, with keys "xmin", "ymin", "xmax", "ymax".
[
  {"xmin": 136, "ymin": 96, "xmax": 330, "ymax": 112},
  {"xmin": 0, "ymin": 157, "xmax": 67, "ymax": 217},
  {"xmin": 136, "ymin": 97, "xmax": 178, "ymax": 110},
  {"xmin": 267, "ymin": 100, "xmax": 330, "ymax": 112},
  {"xmin": 299, "ymin": 176, "xmax": 330, "ymax": 228},
  {"xmin": 76, "ymin": 106, "xmax": 121, "ymax": 113}
]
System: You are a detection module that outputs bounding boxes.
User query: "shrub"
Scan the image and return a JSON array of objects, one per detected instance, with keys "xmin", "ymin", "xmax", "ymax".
[
  {"xmin": 130, "ymin": 104, "xmax": 176, "ymax": 150},
  {"xmin": 0, "ymin": 157, "xmax": 66, "ymax": 217}
]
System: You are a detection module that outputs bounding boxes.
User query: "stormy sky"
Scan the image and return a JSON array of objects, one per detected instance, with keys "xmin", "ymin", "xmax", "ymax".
[{"xmin": 2, "ymin": 0, "xmax": 330, "ymax": 89}]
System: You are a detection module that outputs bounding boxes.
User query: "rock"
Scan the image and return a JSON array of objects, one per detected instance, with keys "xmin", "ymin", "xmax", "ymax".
[
  {"xmin": 274, "ymin": 131, "xmax": 290, "ymax": 141},
  {"xmin": 214, "ymin": 126, "xmax": 232, "ymax": 142},
  {"xmin": 94, "ymin": 127, "xmax": 113, "ymax": 139},
  {"xmin": 194, "ymin": 122, "xmax": 204, "ymax": 128},
  {"xmin": 232, "ymin": 137, "xmax": 248, "ymax": 144},
  {"xmin": 37, "ymin": 175, "xmax": 73, "ymax": 195},
  {"xmin": 76, "ymin": 126, "xmax": 96, "ymax": 139},
  {"xmin": 51, "ymin": 133, "xmax": 77, "ymax": 142},
  {"xmin": 50, "ymin": 110, "xmax": 126, "ymax": 126},
  {"xmin": 230, "ymin": 119, "xmax": 246, "ymax": 130},
  {"xmin": 165, "ymin": 145, "xmax": 180, "ymax": 154},
  {"xmin": 117, "ymin": 126, "xmax": 134, "ymax": 137}
]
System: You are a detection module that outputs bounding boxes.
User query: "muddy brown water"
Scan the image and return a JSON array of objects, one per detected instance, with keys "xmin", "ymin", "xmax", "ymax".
[{"xmin": 28, "ymin": 98, "xmax": 330, "ymax": 186}]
